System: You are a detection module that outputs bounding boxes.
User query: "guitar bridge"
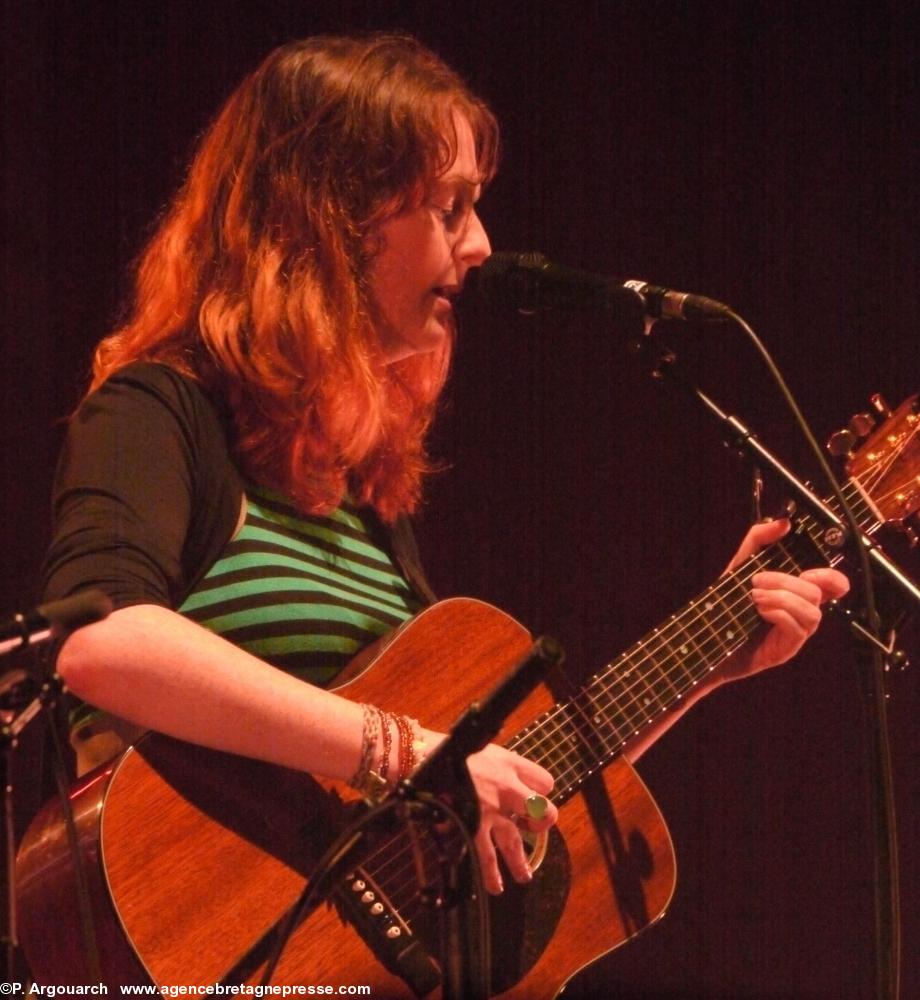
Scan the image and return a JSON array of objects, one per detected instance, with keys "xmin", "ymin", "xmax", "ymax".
[{"xmin": 335, "ymin": 868, "xmax": 440, "ymax": 997}]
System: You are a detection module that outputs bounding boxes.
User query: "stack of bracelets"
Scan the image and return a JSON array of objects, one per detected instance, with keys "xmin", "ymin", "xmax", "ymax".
[{"xmin": 349, "ymin": 704, "xmax": 427, "ymax": 802}]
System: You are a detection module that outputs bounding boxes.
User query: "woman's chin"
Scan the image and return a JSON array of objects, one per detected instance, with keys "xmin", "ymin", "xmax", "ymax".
[{"xmin": 382, "ymin": 321, "xmax": 450, "ymax": 363}]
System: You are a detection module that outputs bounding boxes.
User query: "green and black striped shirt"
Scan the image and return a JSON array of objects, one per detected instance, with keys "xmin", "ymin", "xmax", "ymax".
[{"xmin": 179, "ymin": 487, "xmax": 422, "ymax": 687}]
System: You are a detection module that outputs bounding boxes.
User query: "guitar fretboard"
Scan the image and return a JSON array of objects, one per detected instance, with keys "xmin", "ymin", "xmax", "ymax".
[{"xmin": 508, "ymin": 477, "xmax": 874, "ymax": 803}]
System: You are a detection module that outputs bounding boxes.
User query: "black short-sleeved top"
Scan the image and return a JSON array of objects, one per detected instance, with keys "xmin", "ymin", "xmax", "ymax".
[{"xmin": 43, "ymin": 362, "xmax": 435, "ymax": 695}]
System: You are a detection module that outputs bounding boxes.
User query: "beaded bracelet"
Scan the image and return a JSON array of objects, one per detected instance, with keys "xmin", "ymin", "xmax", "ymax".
[
  {"xmin": 378, "ymin": 710, "xmax": 395, "ymax": 783},
  {"xmin": 394, "ymin": 713, "xmax": 413, "ymax": 783},
  {"xmin": 348, "ymin": 704, "xmax": 380, "ymax": 793},
  {"xmin": 348, "ymin": 705, "xmax": 428, "ymax": 802}
]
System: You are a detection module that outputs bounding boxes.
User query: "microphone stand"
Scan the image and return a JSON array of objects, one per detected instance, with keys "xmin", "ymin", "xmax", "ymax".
[
  {"xmin": 0, "ymin": 591, "xmax": 111, "ymax": 985},
  {"xmin": 636, "ymin": 332, "xmax": 911, "ymax": 1000},
  {"xmin": 0, "ymin": 669, "xmax": 63, "ymax": 983},
  {"xmin": 399, "ymin": 635, "xmax": 565, "ymax": 1000},
  {"xmin": 257, "ymin": 636, "xmax": 564, "ymax": 999},
  {"xmin": 633, "ymin": 334, "xmax": 920, "ymax": 611}
]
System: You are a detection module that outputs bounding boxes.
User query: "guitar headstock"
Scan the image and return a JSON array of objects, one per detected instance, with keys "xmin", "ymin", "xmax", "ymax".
[{"xmin": 831, "ymin": 394, "xmax": 920, "ymax": 541}]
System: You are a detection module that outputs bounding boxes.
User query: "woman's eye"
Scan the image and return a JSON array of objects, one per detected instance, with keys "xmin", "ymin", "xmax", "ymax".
[{"xmin": 433, "ymin": 198, "xmax": 465, "ymax": 227}]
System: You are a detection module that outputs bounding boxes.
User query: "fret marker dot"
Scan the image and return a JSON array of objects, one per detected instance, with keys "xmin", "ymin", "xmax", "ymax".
[
  {"xmin": 705, "ymin": 601, "xmax": 714, "ymax": 611},
  {"xmin": 679, "ymin": 645, "xmax": 688, "ymax": 655},
  {"xmin": 726, "ymin": 629, "xmax": 735, "ymax": 639}
]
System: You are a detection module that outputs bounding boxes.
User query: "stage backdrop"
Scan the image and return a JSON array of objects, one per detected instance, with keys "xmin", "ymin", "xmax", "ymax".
[{"xmin": 2, "ymin": 3, "xmax": 917, "ymax": 997}]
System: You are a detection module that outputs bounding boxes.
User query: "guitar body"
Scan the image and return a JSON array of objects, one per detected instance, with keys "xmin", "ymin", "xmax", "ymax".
[{"xmin": 17, "ymin": 598, "xmax": 676, "ymax": 997}]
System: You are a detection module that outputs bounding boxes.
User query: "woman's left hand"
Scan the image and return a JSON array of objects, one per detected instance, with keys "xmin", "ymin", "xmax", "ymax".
[{"xmin": 718, "ymin": 518, "xmax": 850, "ymax": 683}]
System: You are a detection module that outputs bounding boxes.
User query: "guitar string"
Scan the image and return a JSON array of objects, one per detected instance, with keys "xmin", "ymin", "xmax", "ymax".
[
  {"xmin": 350, "ymin": 446, "xmax": 912, "ymax": 925},
  {"xmin": 351, "ymin": 476, "xmax": 880, "ymax": 924},
  {"xmin": 846, "ymin": 446, "xmax": 920, "ymax": 525},
  {"xmin": 525, "ymin": 550, "xmax": 795, "ymax": 790},
  {"xmin": 849, "ymin": 417, "xmax": 919, "ymax": 506},
  {"xmin": 362, "ymin": 540, "xmax": 800, "ymax": 890},
  {"xmin": 556, "ymin": 543, "xmax": 790, "ymax": 723},
  {"xmin": 362, "ymin": 555, "xmax": 787, "ymax": 916},
  {"xmin": 361, "ymin": 547, "xmax": 796, "ymax": 911},
  {"xmin": 568, "ymin": 512, "xmax": 856, "ymax": 760},
  {"xmin": 863, "ymin": 414, "xmax": 919, "ymax": 488},
  {"xmin": 860, "ymin": 474, "xmax": 918, "ymax": 512},
  {"xmin": 526, "ymin": 542, "xmax": 800, "ymax": 751},
  {"xmin": 510, "ymin": 476, "xmax": 870, "ymax": 793},
  {"xmin": 359, "ymin": 461, "xmax": 911, "ymax": 920},
  {"xmin": 837, "ymin": 480, "xmax": 876, "ymax": 529}
]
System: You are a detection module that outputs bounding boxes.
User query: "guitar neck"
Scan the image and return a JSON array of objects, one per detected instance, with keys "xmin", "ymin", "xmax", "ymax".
[{"xmin": 509, "ymin": 476, "xmax": 875, "ymax": 804}]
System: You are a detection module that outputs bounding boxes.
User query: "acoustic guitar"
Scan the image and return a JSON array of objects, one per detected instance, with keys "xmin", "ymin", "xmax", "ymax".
[{"xmin": 16, "ymin": 395, "xmax": 919, "ymax": 996}]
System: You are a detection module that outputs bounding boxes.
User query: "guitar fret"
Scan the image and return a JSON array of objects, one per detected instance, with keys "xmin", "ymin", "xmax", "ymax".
[
  {"xmin": 564, "ymin": 691, "xmax": 619, "ymax": 777},
  {"xmin": 514, "ymin": 705, "xmax": 597, "ymax": 792},
  {"xmin": 586, "ymin": 668, "xmax": 636, "ymax": 744},
  {"xmin": 607, "ymin": 659, "xmax": 658, "ymax": 732},
  {"xmin": 844, "ymin": 477, "xmax": 884, "ymax": 530},
  {"xmin": 627, "ymin": 649, "xmax": 674, "ymax": 716},
  {"xmin": 577, "ymin": 683, "xmax": 618, "ymax": 757},
  {"xmin": 692, "ymin": 592, "xmax": 732, "ymax": 661},
  {"xmin": 655, "ymin": 622, "xmax": 697, "ymax": 687},
  {"xmin": 543, "ymin": 708, "xmax": 588, "ymax": 786},
  {"xmin": 514, "ymin": 731, "xmax": 542, "ymax": 759},
  {"xmin": 777, "ymin": 537, "xmax": 806, "ymax": 574},
  {"xmin": 843, "ymin": 486, "xmax": 872, "ymax": 526},
  {"xmin": 706, "ymin": 599, "xmax": 738, "ymax": 653},
  {"xmin": 656, "ymin": 621, "xmax": 707, "ymax": 694},
  {"xmin": 642, "ymin": 632, "xmax": 684, "ymax": 701},
  {"xmin": 508, "ymin": 471, "xmax": 893, "ymax": 810}
]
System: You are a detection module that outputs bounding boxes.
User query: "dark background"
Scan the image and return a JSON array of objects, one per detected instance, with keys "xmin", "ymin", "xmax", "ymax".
[{"xmin": 2, "ymin": 1, "xmax": 918, "ymax": 997}]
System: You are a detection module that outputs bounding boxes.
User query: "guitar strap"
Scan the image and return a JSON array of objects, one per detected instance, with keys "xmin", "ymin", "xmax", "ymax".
[{"xmin": 389, "ymin": 513, "xmax": 437, "ymax": 607}]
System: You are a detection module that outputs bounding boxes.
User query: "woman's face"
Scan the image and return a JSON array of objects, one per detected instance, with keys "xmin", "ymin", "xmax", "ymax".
[{"xmin": 369, "ymin": 114, "xmax": 492, "ymax": 363}]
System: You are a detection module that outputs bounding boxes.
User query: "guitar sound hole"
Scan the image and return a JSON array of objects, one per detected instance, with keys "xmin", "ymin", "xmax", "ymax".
[{"xmin": 488, "ymin": 826, "xmax": 571, "ymax": 994}]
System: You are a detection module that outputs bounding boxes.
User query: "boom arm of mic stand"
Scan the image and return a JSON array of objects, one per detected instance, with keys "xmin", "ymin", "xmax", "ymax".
[
  {"xmin": 638, "ymin": 338, "xmax": 920, "ymax": 612},
  {"xmin": 692, "ymin": 376, "xmax": 920, "ymax": 662},
  {"xmin": 406, "ymin": 635, "xmax": 565, "ymax": 825},
  {"xmin": 711, "ymin": 399, "xmax": 920, "ymax": 611}
]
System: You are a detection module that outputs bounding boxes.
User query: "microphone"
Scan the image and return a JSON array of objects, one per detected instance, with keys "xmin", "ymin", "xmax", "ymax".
[
  {"xmin": 469, "ymin": 251, "xmax": 731, "ymax": 322},
  {"xmin": 0, "ymin": 589, "xmax": 113, "ymax": 655},
  {"xmin": 622, "ymin": 279, "xmax": 732, "ymax": 321}
]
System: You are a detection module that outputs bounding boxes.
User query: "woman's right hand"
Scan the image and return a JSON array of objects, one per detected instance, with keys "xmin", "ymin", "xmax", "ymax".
[{"xmin": 461, "ymin": 742, "xmax": 558, "ymax": 895}]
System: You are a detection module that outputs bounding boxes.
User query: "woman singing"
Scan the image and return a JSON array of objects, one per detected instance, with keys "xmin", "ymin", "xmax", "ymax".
[{"xmin": 42, "ymin": 34, "xmax": 847, "ymax": 908}]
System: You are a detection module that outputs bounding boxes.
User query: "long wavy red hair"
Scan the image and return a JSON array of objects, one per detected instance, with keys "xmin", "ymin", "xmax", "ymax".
[{"xmin": 91, "ymin": 35, "xmax": 498, "ymax": 522}]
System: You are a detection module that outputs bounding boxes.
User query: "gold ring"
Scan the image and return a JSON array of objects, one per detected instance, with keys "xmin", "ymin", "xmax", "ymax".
[{"xmin": 524, "ymin": 793, "xmax": 549, "ymax": 821}]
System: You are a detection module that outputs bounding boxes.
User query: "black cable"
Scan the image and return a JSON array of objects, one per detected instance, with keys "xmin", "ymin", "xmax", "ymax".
[
  {"xmin": 723, "ymin": 307, "xmax": 900, "ymax": 1000},
  {"xmin": 259, "ymin": 789, "xmax": 489, "ymax": 994},
  {"xmin": 46, "ymin": 695, "xmax": 103, "ymax": 984}
]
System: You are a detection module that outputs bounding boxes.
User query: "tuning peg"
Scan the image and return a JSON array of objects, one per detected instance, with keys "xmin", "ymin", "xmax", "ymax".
[
  {"xmin": 848, "ymin": 412, "xmax": 875, "ymax": 438},
  {"xmin": 870, "ymin": 393, "xmax": 892, "ymax": 419},
  {"xmin": 827, "ymin": 428, "xmax": 856, "ymax": 456}
]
